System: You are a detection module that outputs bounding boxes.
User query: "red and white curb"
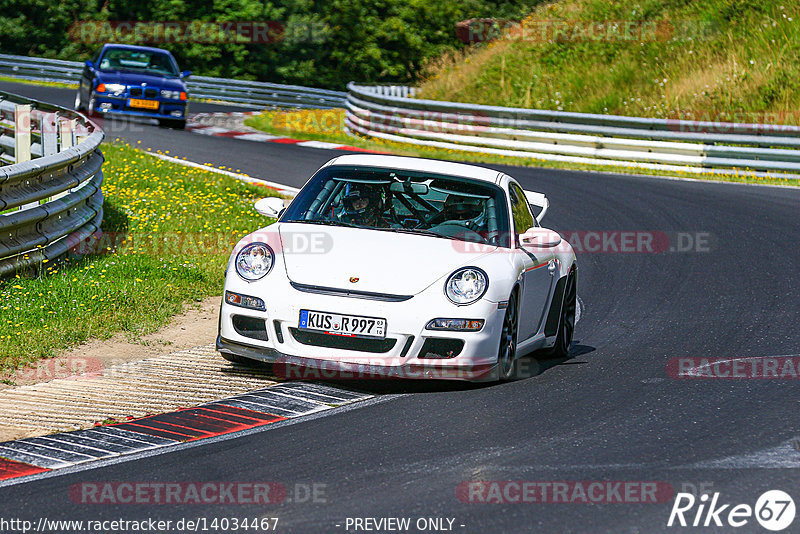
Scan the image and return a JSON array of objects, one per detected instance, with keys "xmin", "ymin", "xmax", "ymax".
[
  {"xmin": 0, "ymin": 382, "xmax": 371, "ymax": 483},
  {"xmin": 186, "ymin": 112, "xmax": 382, "ymax": 154}
]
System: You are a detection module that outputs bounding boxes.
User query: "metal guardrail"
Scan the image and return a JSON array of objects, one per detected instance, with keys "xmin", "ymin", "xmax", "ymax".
[
  {"xmin": 0, "ymin": 54, "xmax": 346, "ymax": 109},
  {"xmin": 0, "ymin": 90, "xmax": 104, "ymax": 277},
  {"xmin": 345, "ymin": 84, "xmax": 800, "ymax": 177}
]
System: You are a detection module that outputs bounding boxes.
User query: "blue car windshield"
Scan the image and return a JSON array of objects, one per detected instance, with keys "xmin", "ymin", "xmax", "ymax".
[
  {"xmin": 98, "ymin": 49, "xmax": 178, "ymax": 77},
  {"xmin": 280, "ymin": 165, "xmax": 511, "ymax": 247}
]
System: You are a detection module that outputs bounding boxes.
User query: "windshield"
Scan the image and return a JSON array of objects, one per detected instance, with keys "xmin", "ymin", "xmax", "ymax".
[
  {"xmin": 281, "ymin": 165, "xmax": 511, "ymax": 246},
  {"xmin": 98, "ymin": 48, "xmax": 179, "ymax": 77}
]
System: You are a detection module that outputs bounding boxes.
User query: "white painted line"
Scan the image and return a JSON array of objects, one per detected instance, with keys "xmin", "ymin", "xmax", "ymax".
[
  {"xmin": 145, "ymin": 152, "xmax": 299, "ymax": 195},
  {"xmin": 233, "ymin": 133, "xmax": 281, "ymax": 142},
  {"xmin": 296, "ymin": 140, "xmax": 346, "ymax": 149},
  {"xmin": 191, "ymin": 126, "xmax": 230, "ymax": 135}
]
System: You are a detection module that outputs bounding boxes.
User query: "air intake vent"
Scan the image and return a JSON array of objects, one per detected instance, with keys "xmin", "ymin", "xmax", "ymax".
[
  {"xmin": 289, "ymin": 328, "xmax": 396, "ymax": 353},
  {"xmin": 232, "ymin": 315, "xmax": 269, "ymax": 341},
  {"xmin": 418, "ymin": 338, "xmax": 464, "ymax": 359}
]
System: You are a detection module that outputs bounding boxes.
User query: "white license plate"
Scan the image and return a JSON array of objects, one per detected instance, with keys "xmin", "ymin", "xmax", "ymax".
[{"xmin": 299, "ymin": 310, "xmax": 386, "ymax": 338}]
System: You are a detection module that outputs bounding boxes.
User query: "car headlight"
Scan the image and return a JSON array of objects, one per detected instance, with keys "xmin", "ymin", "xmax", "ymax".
[
  {"xmin": 160, "ymin": 89, "xmax": 182, "ymax": 99},
  {"xmin": 103, "ymin": 83, "xmax": 126, "ymax": 94},
  {"xmin": 445, "ymin": 267, "xmax": 488, "ymax": 305},
  {"xmin": 235, "ymin": 243, "xmax": 274, "ymax": 281}
]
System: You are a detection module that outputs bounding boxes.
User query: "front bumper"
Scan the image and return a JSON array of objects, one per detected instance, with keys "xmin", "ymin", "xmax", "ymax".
[
  {"xmin": 217, "ymin": 336, "xmax": 497, "ymax": 381},
  {"xmin": 218, "ymin": 279, "xmax": 510, "ymax": 381},
  {"xmin": 91, "ymin": 94, "xmax": 187, "ymax": 120}
]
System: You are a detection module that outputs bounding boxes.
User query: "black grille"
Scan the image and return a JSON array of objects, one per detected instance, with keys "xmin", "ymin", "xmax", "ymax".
[
  {"xmin": 417, "ymin": 338, "xmax": 464, "ymax": 359},
  {"xmin": 145, "ymin": 88, "xmax": 158, "ymax": 98},
  {"xmin": 129, "ymin": 87, "xmax": 142, "ymax": 97},
  {"xmin": 232, "ymin": 315, "xmax": 269, "ymax": 341},
  {"xmin": 290, "ymin": 328, "xmax": 396, "ymax": 353},
  {"xmin": 273, "ymin": 320, "xmax": 284, "ymax": 343}
]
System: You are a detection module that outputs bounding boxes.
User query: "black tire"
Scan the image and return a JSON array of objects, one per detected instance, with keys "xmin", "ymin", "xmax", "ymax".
[
  {"xmin": 545, "ymin": 269, "xmax": 577, "ymax": 359},
  {"xmin": 497, "ymin": 291, "xmax": 519, "ymax": 381},
  {"xmin": 158, "ymin": 119, "xmax": 186, "ymax": 130},
  {"xmin": 85, "ymin": 96, "xmax": 99, "ymax": 118}
]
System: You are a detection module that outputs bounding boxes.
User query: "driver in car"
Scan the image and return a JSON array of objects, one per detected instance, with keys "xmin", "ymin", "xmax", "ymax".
[
  {"xmin": 441, "ymin": 195, "xmax": 484, "ymax": 231},
  {"xmin": 341, "ymin": 183, "xmax": 391, "ymax": 227}
]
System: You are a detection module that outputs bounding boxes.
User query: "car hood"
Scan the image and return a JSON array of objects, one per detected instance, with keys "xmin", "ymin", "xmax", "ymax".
[
  {"xmin": 96, "ymin": 71, "xmax": 185, "ymax": 91},
  {"xmin": 278, "ymin": 223, "xmax": 495, "ymax": 296}
]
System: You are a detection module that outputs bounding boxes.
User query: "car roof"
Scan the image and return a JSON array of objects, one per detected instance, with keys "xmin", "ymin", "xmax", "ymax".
[
  {"xmin": 324, "ymin": 155, "xmax": 503, "ymax": 184},
  {"xmin": 101, "ymin": 43, "xmax": 174, "ymax": 56}
]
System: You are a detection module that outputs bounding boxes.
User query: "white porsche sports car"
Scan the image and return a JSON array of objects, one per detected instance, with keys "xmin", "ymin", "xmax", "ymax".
[{"xmin": 217, "ymin": 155, "xmax": 577, "ymax": 381}]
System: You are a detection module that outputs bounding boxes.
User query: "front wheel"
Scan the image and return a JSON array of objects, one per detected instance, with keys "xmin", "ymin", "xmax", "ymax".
[
  {"xmin": 85, "ymin": 96, "xmax": 98, "ymax": 118},
  {"xmin": 497, "ymin": 292, "xmax": 519, "ymax": 381},
  {"xmin": 74, "ymin": 92, "xmax": 83, "ymax": 111}
]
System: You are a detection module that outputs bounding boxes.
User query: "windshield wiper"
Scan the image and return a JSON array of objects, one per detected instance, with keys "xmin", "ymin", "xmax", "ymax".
[
  {"xmin": 287, "ymin": 219, "xmax": 361, "ymax": 229},
  {"xmin": 381, "ymin": 227, "xmax": 459, "ymax": 241}
]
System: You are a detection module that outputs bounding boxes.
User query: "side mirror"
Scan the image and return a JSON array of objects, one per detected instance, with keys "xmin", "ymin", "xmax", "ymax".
[
  {"xmin": 254, "ymin": 197, "xmax": 285, "ymax": 218},
  {"xmin": 85, "ymin": 60, "xmax": 94, "ymax": 69},
  {"xmin": 180, "ymin": 70, "xmax": 192, "ymax": 79},
  {"xmin": 523, "ymin": 190, "xmax": 549, "ymax": 223},
  {"xmin": 520, "ymin": 228, "xmax": 562, "ymax": 248}
]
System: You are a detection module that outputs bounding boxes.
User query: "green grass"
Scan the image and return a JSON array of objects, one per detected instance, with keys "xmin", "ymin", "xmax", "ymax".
[
  {"xmin": 418, "ymin": 0, "xmax": 800, "ymax": 121},
  {"xmin": 0, "ymin": 142, "xmax": 284, "ymax": 372},
  {"xmin": 244, "ymin": 108, "xmax": 800, "ymax": 186},
  {"xmin": 0, "ymin": 75, "xmax": 78, "ymax": 90}
]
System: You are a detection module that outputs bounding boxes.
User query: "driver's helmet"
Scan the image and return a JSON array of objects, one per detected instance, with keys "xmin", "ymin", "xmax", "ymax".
[
  {"xmin": 342, "ymin": 183, "xmax": 383, "ymax": 224},
  {"xmin": 443, "ymin": 194, "xmax": 483, "ymax": 221}
]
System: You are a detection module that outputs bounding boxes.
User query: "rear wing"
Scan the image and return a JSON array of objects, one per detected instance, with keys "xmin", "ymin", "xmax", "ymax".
[{"xmin": 524, "ymin": 190, "xmax": 549, "ymax": 224}]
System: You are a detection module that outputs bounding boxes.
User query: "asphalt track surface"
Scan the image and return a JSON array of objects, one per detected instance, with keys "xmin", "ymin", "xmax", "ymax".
[{"xmin": 2, "ymin": 81, "xmax": 800, "ymax": 532}]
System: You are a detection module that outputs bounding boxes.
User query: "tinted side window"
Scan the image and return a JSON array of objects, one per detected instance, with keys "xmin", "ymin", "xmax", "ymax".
[{"xmin": 509, "ymin": 183, "xmax": 535, "ymax": 234}]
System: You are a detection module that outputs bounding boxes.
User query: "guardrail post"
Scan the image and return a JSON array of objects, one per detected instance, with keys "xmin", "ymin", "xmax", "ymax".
[
  {"xmin": 42, "ymin": 111, "xmax": 65, "ymax": 202},
  {"xmin": 14, "ymin": 104, "xmax": 38, "ymax": 211},
  {"xmin": 59, "ymin": 117, "xmax": 74, "ymax": 151},
  {"xmin": 14, "ymin": 104, "xmax": 31, "ymax": 163},
  {"xmin": 41, "ymin": 112, "xmax": 58, "ymax": 157}
]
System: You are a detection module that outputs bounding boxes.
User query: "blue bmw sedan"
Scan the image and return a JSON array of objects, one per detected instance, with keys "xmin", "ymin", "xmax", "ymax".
[{"xmin": 75, "ymin": 44, "xmax": 191, "ymax": 129}]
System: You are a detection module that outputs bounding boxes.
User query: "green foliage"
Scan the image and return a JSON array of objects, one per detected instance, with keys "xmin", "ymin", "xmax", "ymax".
[
  {"xmin": 418, "ymin": 0, "xmax": 800, "ymax": 120},
  {"xmin": 0, "ymin": 0, "xmax": 541, "ymax": 89}
]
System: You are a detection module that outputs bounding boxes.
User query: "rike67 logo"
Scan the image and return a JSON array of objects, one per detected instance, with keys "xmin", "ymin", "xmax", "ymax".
[{"xmin": 668, "ymin": 490, "xmax": 795, "ymax": 531}]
